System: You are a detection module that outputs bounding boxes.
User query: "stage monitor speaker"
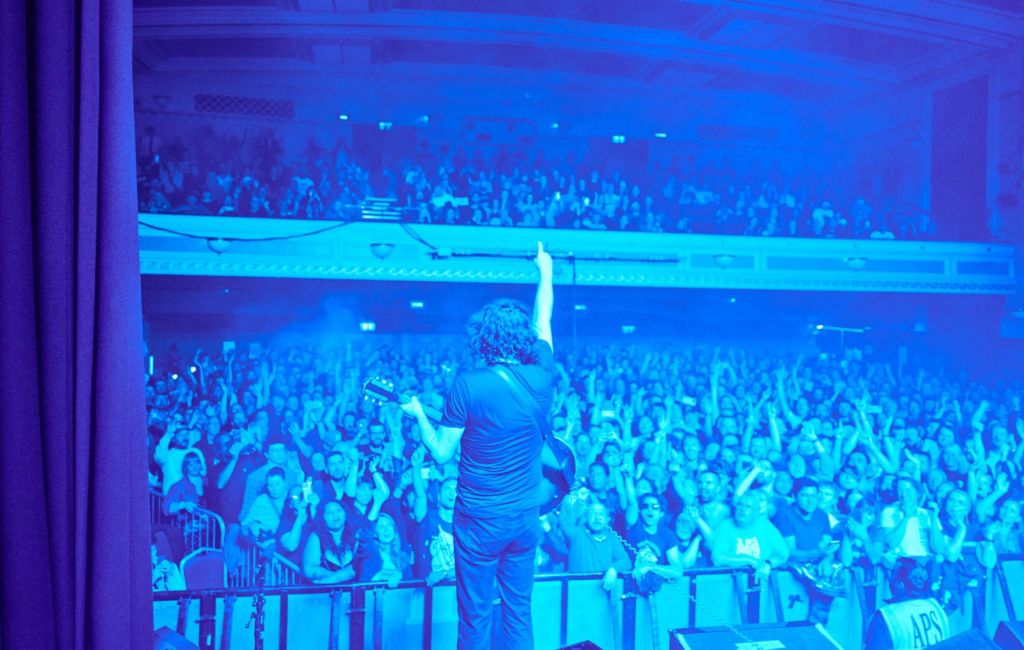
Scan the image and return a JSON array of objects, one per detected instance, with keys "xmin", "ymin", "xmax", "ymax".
[
  {"xmin": 669, "ymin": 622, "xmax": 841, "ymax": 650},
  {"xmin": 557, "ymin": 642, "xmax": 602, "ymax": 649},
  {"xmin": 995, "ymin": 621, "xmax": 1024, "ymax": 650},
  {"xmin": 153, "ymin": 626, "xmax": 198, "ymax": 650},
  {"xmin": 930, "ymin": 628, "xmax": 999, "ymax": 649}
]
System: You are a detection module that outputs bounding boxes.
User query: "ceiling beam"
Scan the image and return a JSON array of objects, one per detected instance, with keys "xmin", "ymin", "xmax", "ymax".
[
  {"xmin": 133, "ymin": 7, "xmax": 899, "ymax": 85},
  {"xmin": 678, "ymin": 0, "xmax": 1023, "ymax": 48}
]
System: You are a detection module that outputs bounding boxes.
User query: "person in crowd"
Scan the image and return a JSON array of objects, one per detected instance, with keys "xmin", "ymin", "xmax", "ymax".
[
  {"xmin": 152, "ymin": 543, "xmax": 186, "ymax": 592},
  {"xmin": 559, "ymin": 495, "xmax": 632, "ymax": 587},
  {"xmin": 414, "ymin": 474, "xmax": 457, "ymax": 585},
  {"xmin": 987, "ymin": 498, "xmax": 1022, "ymax": 554},
  {"xmin": 626, "ymin": 493, "xmax": 685, "ymax": 591},
  {"xmin": 355, "ymin": 513, "xmax": 410, "ymax": 587},
  {"xmin": 154, "ymin": 419, "xmax": 206, "ymax": 495},
  {"xmin": 929, "ymin": 488, "xmax": 996, "ymax": 613},
  {"xmin": 241, "ymin": 467, "xmax": 290, "ymax": 548},
  {"xmin": 773, "ymin": 478, "xmax": 841, "ymax": 623},
  {"xmin": 240, "ymin": 435, "xmax": 301, "ymax": 523},
  {"xmin": 145, "ymin": 329, "xmax": 1023, "ymax": 628},
  {"xmin": 303, "ymin": 499, "xmax": 356, "ymax": 584},
  {"xmin": 670, "ymin": 510, "xmax": 708, "ymax": 568},
  {"xmin": 277, "ymin": 480, "xmax": 320, "ymax": 566},
  {"xmin": 136, "ymin": 124, "xmax": 942, "ymax": 239},
  {"xmin": 773, "ymin": 478, "xmax": 837, "ymax": 564},
  {"xmin": 711, "ymin": 492, "xmax": 790, "ymax": 584},
  {"xmin": 215, "ymin": 426, "xmax": 266, "ymax": 523},
  {"xmin": 880, "ymin": 478, "xmax": 933, "ymax": 561},
  {"xmin": 163, "ymin": 450, "xmax": 208, "ymax": 516}
]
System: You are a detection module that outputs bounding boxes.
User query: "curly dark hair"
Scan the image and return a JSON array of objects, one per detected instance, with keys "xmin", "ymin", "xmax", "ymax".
[{"xmin": 467, "ymin": 298, "xmax": 538, "ymax": 366}]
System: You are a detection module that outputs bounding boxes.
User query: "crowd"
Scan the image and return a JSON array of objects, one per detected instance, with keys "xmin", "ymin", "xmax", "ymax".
[
  {"xmin": 136, "ymin": 124, "xmax": 932, "ymax": 239},
  {"xmin": 147, "ymin": 335, "xmax": 1023, "ymax": 624}
]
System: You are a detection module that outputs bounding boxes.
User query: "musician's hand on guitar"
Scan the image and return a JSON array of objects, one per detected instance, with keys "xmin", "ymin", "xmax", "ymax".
[{"xmin": 399, "ymin": 396, "xmax": 425, "ymax": 420}]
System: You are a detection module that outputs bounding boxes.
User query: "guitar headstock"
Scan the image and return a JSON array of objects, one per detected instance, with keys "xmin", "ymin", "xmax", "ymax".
[{"xmin": 363, "ymin": 377, "xmax": 397, "ymax": 406}]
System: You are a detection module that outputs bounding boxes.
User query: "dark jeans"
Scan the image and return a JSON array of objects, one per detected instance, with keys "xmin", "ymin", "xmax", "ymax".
[{"xmin": 453, "ymin": 507, "xmax": 541, "ymax": 650}]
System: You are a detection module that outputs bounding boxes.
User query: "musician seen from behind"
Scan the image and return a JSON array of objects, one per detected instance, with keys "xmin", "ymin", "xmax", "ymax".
[{"xmin": 400, "ymin": 241, "xmax": 555, "ymax": 650}]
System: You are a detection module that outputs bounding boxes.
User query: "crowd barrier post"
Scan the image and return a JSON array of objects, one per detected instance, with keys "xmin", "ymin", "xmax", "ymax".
[
  {"xmin": 328, "ymin": 589, "xmax": 342, "ymax": 650},
  {"xmin": 559, "ymin": 577, "xmax": 569, "ymax": 647},
  {"xmin": 197, "ymin": 593, "xmax": 216, "ymax": 650},
  {"xmin": 277, "ymin": 593, "xmax": 288, "ymax": 649},
  {"xmin": 744, "ymin": 571, "xmax": 762, "ymax": 624},
  {"xmin": 176, "ymin": 595, "xmax": 190, "ymax": 636},
  {"xmin": 995, "ymin": 561, "xmax": 1017, "ymax": 622},
  {"xmin": 372, "ymin": 586, "xmax": 385, "ymax": 650},
  {"xmin": 620, "ymin": 577, "xmax": 637, "ymax": 650},
  {"xmin": 349, "ymin": 586, "xmax": 368, "ymax": 650},
  {"xmin": 422, "ymin": 585, "xmax": 434, "ymax": 650}
]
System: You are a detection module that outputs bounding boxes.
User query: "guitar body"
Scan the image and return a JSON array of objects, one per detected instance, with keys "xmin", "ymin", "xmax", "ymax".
[
  {"xmin": 363, "ymin": 377, "xmax": 576, "ymax": 515},
  {"xmin": 539, "ymin": 435, "xmax": 576, "ymax": 515}
]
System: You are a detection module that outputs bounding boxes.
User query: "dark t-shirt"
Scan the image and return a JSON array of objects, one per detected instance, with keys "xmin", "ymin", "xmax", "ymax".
[
  {"xmin": 627, "ymin": 522, "xmax": 679, "ymax": 565},
  {"xmin": 416, "ymin": 510, "xmax": 455, "ymax": 577},
  {"xmin": 441, "ymin": 339, "xmax": 555, "ymax": 518},
  {"xmin": 341, "ymin": 496, "xmax": 374, "ymax": 545},
  {"xmin": 216, "ymin": 449, "xmax": 264, "ymax": 523},
  {"xmin": 772, "ymin": 503, "xmax": 833, "ymax": 551}
]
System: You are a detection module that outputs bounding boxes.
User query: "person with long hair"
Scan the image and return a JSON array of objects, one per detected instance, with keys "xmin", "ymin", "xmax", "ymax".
[
  {"xmin": 400, "ymin": 241, "xmax": 554, "ymax": 650},
  {"xmin": 302, "ymin": 499, "xmax": 356, "ymax": 584},
  {"xmin": 356, "ymin": 513, "xmax": 410, "ymax": 588},
  {"xmin": 929, "ymin": 489, "xmax": 996, "ymax": 613}
]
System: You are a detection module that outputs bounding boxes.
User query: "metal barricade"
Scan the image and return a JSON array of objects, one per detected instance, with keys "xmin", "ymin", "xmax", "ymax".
[
  {"xmin": 228, "ymin": 541, "xmax": 305, "ymax": 589},
  {"xmin": 149, "ymin": 489, "xmax": 226, "ymax": 554},
  {"xmin": 153, "ymin": 559, "xmax": 1012, "ymax": 650}
]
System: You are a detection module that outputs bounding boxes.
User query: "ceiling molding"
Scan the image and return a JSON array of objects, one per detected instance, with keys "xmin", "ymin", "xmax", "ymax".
[{"xmin": 138, "ymin": 215, "xmax": 1016, "ymax": 295}]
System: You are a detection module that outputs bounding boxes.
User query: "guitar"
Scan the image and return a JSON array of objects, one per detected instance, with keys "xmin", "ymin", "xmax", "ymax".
[{"xmin": 363, "ymin": 377, "xmax": 576, "ymax": 514}]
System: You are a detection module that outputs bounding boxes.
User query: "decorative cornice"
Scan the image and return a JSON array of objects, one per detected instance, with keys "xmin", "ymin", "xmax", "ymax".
[{"xmin": 138, "ymin": 215, "xmax": 1016, "ymax": 295}]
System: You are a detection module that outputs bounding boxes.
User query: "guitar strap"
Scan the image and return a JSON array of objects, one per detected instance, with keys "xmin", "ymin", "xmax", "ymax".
[{"xmin": 488, "ymin": 364, "xmax": 557, "ymax": 453}]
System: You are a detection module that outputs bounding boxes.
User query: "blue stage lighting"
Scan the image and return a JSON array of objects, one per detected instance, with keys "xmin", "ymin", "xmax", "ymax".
[
  {"xmin": 337, "ymin": 113, "xmax": 349, "ymax": 121},
  {"xmin": 654, "ymin": 132, "xmax": 668, "ymax": 139},
  {"xmin": 410, "ymin": 301, "xmax": 424, "ymax": 309},
  {"xmin": 622, "ymin": 325, "xmax": 636, "ymax": 334},
  {"xmin": 360, "ymin": 321, "xmax": 377, "ymax": 332},
  {"xmin": 611, "ymin": 135, "xmax": 626, "ymax": 144}
]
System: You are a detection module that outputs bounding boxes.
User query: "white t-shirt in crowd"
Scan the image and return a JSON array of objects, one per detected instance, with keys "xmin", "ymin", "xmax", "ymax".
[{"xmin": 880, "ymin": 505, "xmax": 932, "ymax": 557}]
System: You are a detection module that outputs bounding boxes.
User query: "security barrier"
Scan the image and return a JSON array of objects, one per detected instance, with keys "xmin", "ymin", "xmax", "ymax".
[
  {"xmin": 154, "ymin": 557, "xmax": 1024, "ymax": 649},
  {"xmin": 150, "ymin": 489, "xmax": 226, "ymax": 556}
]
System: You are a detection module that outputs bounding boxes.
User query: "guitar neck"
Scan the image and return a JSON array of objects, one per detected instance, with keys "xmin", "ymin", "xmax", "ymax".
[{"xmin": 364, "ymin": 380, "xmax": 443, "ymax": 423}]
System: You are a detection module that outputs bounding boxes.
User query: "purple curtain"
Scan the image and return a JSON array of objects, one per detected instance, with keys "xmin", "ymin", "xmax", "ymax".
[{"xmin": 0, "ymin": 0, "xmax": 152, "ymax": 647}]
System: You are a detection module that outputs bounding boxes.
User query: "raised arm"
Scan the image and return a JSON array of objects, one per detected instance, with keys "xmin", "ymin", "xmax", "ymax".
[{"xmin": 533, "ymin": 241, "xmax": 553, "ymax": 349}]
